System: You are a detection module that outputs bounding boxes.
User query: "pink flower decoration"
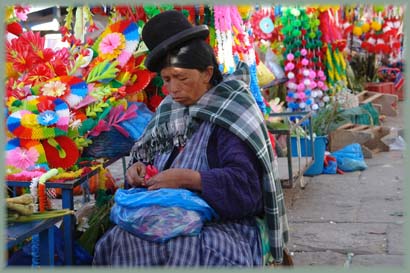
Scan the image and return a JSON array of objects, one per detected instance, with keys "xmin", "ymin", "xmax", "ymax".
[
  {"xmin": 99, "ymin": 33, "xmax": 122, "ymax": 54},
  {"xmin": 298, "ymin": 92, "xmax": 306, "ymax": 100},
  {"xmin": 297, "ymin": 83, "xmax": 305, "ymax": 92},
  {"xmin": 309, "ymin": 81, "xmax": 318, "ymax": 89},
  {"xmin": 15, "ymin": 5, "xmax": 30, "ymax": 21},
  {"xmin": 309, "ymin": 70, "xmax": 316, "ymax": 79},
  {"xmin": 285, "ymin": 62, "xmax": 295, "ymax": 71},
  {"xmin": 287, "ymin": 53, "xmax": 295, "ymax": 61},
  {"xmin": 7, "ymin": 147, "xmax": 39, "ymax": 170},
  {"xmin": 300, "ymin": 48, "xmax": 307, "ymax": 56},
  {"xmin": 301, "ymin": 58, "xmax": 309, "ymax": 66},
  {"xmin": 117, "ymin": 51, "xmax": 132, "ymax": 67}
]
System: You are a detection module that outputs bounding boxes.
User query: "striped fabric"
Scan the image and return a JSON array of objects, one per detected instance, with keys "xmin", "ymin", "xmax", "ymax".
[
  {"xmin": 93, "ymin": 219, "xmax": 261, "ymax": 266},
  {"xmin": 131, "ymin": 62, "xmax": 288, "ymax": 263},
  {"xmin": 154, "ymin": 121, "xmax": 214, "ymax": 172}
]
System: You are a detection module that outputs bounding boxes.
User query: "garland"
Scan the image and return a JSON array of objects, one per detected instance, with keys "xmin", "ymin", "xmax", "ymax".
[{"xmin": 214, "ymin": 6, "xmax": 266, "ymax": 114}]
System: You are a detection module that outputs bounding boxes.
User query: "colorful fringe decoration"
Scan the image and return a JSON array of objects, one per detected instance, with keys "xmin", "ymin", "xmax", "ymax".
[
  {"xmin": 214, "ymin": 5, "xmax": 266, "ymax": 114},
  {"xmin": 92, "ymin": 20, "xmax": 140, "ymax": 67},
  {"xmin": 38, "ymin": 183, "xmax": 48, "ymax": 212},
  {"xmin": 7, "ymin": 96, "xmax": 70, "ymax": 140}
]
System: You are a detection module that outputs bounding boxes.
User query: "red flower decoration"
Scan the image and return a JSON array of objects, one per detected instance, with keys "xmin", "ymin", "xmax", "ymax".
[
  {"xmin": 26, "ymin": 63, "xmax": 54, "ymax": 86},
  {"xmin": 6, "ymin": 41, "xmax": 33, "ymax": 73},
  {"xmin": 7, "ymin": 22, "xmax": 23, "ymax": 36},
  {"xmin": 37, "ymin": 96, "xmax": 57, "ymax": 112}
]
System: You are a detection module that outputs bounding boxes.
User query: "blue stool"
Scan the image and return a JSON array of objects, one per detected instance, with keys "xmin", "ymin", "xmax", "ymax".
[{"xmin": 7, "ymin": 217, "xmax": 63, "ymax": 266}]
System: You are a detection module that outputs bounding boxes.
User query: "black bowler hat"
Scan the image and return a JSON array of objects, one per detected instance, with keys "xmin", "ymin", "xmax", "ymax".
[{"xmin": 142, "ymin": 10, "xmax": 209, "ymax": 72}]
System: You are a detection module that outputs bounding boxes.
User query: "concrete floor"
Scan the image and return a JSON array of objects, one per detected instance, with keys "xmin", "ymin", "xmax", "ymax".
[{"xmin": 283, "ymin": 101, "xmax": 406, "ymax": 268}]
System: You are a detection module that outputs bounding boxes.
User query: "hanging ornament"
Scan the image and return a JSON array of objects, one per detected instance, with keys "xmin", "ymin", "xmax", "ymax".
[{"xmin": 250, "ymin": 8, "xmax": 276, "ymax": 42}]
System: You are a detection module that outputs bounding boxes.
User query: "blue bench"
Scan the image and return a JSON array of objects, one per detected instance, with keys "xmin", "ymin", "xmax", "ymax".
[{"xmin": 7, "ymin": 217, "xmax": 63, "ymax": 266}]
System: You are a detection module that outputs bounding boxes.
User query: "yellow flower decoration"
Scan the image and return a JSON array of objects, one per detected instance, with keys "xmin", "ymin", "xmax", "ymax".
[
  {"xmin": 371, "ymin": 21, "xmax": 382, "ymax": 32},
  {"xmin": 361, "ymin": 22, "xmax": 370, "ymax": 33},
  {"xmin": 237, "ymin": 5, "xmax": 253, "ymax": 20},
  {"xmin": 6, "ymin": 62, "xmax": 19, "ymax": 78},
  {"xmin": 353, "ymin": 26, "xmax": 363, "ymax": 36},
  {"xmin": 5, "ymin": 6, "xmax": 15, "ymax": 22}
]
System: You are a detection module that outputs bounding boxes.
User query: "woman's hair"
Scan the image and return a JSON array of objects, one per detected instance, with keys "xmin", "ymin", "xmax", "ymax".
[{"xmin": 157, "ymin": 39, "xmax": 223, "ymax": 86}]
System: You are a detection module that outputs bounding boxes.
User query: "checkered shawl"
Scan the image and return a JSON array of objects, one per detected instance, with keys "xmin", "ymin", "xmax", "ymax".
[{"xmin": 131, "ymin": 62, "xmax": 288, "ymax": 263}]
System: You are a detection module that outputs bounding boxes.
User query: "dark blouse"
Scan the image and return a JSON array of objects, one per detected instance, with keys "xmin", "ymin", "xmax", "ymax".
[{"xmin": 199, "ymin": 125, "xmax": 264, "ymax": 220}]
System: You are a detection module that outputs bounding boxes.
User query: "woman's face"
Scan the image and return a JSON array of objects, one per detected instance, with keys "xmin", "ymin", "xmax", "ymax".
[{"xmin": 160, "ymin": 66, "xmax": 213, "ymax": 106}]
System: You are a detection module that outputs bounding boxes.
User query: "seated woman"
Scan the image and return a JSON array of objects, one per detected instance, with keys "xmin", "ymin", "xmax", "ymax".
[{"xmin": 93, "ymin": 10, "xmax": 289, "ymax": 267}]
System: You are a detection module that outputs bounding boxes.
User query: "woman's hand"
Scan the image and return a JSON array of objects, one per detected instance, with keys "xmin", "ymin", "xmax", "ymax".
[
  {"xmin": 126, "ymin": 162, "xmax": 147, "ymax": 187},
  {"xmin": 145, "ymin": 168, "xmax": 202, "ymax": 191}
]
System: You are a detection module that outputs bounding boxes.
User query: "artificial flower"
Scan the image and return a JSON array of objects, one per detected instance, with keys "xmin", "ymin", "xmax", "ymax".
[
  {"xmin": 6, "ymin": 78, "xmax": 31, "ymax": 100},
  {"xmin": 7, "ymin": 147, "xmax": 39, "ymax": 170},
  {"xmin": 26, "ymin": 63, "xmax": 55, "ymax": 85},
  {"xmin": 19, "ymin": 31, "xmax": 46, "ymax": 53},
  {"xmin": 37, "ymin": 110, "xmax": 59, "ymax": 126},
  {"xmin": 14, "ymin": 5, "xmax": 30, "ymax": 21},
  {"xmin": 41, "ymin": 80, "xmax": 67, "ymax": 97},
  {"xmin": 20, "ymin": 112, "xmax": 40, "ymax": 128},
  {"xmin": 6, "ymin": 41, "xmax": 33, "ymax": 73},
  {"xmin": 37, "ymin": 96, "xmax": 56, "ymax": 112},
  {"xmin": 32, "ymin": 47, "xmax": 55, "ymax": 64},
  {"xmin": 99, "ymin": 32, "xmax": 126, "ymax": 59},
  {"xmin": 6, "ymin": 21, "xmax": 23, "ymax": 36},
  {"xmin": 87, "ymin": 22, "xmax": 99, "ymax": 32}
]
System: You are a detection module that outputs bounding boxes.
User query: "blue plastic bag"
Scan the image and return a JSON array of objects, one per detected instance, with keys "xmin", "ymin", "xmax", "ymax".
[
  {"xmin": 120, "ymin": 102, "xmax": 153, "ymax": 141},
  {"xmin": 110, "ymin": 188, "xmax": 218, "ymax": 243},
  {"xmin": 331, "ymin": 143, "xmax": 368, "ymax": 172}
]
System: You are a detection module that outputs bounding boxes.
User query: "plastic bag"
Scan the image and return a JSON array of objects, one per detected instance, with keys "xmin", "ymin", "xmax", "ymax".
[
  {"xmin": 265, "ymin": 48, "xmax": 285, "ymax": 79},
  {"xmin": 331, "ymin": 143, "xmax": 368, "ymax": 172},
  {"xmin": 110, "ymin": 188, "xmax": 218, "ymax": 243},
  {"xmin": 120, "ymin": 102, "xmax": 153, "ymax": 141}
]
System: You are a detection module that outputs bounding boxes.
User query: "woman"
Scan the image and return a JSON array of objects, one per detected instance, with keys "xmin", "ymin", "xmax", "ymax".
[{"xmin": 93, "ymin": 10, "xmax": 289, "ymax": 267}]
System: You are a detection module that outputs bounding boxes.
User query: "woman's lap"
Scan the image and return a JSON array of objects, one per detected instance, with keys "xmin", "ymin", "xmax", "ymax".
[{"xmin": 92, "ymin": 220, "xmax": 262, "ymax": 267}]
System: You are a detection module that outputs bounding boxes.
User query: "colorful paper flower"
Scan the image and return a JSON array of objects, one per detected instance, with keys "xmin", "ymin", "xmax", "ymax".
[
  {"xmin": 7, "ymin": 96, "xmax": 70, "ymax": 139},
  {"xmin": 37, "ymin": 110, "xmax": 59, "ymax": 126},
  {"xmin": 93, "ymin": 20, "xmax": 140, "ymax": 67},
  {"xmin": 41, "ymin": 80, "xmax": 67, "ymax": 97},
  {"xmin": 7, "ymin": 146, "xmax": 39, "ymax": 170},
  {"xmin": 99, "ymin": 32, "xmax": 126, "ymax": 59}
]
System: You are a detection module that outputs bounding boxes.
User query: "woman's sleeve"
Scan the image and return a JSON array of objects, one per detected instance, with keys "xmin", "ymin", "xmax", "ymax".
[{"xmin": 199, "ymin": 126, "xmax": 264, "ymax": 220}]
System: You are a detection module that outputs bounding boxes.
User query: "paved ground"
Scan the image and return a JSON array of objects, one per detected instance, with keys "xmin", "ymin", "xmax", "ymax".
[
  {"xmin": 283, "ymin": 101, "xmax": 406, "ymax": 268},
  {"xmin": 106, "ymin": 101, "xmax": 406, "ymax": 268}
]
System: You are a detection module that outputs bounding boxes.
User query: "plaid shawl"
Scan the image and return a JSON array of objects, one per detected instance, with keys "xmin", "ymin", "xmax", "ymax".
[{"xmin": 131, "ymin": 62, "xmax": 288, "ymax": 263}]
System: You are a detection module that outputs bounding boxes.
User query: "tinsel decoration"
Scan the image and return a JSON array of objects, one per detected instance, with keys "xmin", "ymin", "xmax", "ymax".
[{"xmin": 214, "ymin": 6, "xmax": 266, "ymax": 114}]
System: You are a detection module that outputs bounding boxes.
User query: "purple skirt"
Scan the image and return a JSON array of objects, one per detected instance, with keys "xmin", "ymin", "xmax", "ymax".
[{"xmin": 92, "ymin": 218, "xmax": 262, "ymax": 267}]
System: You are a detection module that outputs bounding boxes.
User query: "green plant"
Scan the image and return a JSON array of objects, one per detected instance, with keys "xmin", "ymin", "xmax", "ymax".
[
  {"xmin": 348, "ymin": 52, "xmax": 378, "ymax": 90},
  {"xmin": 311, "ymin": 102, "xmax": 351, "ymax": 136}
]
